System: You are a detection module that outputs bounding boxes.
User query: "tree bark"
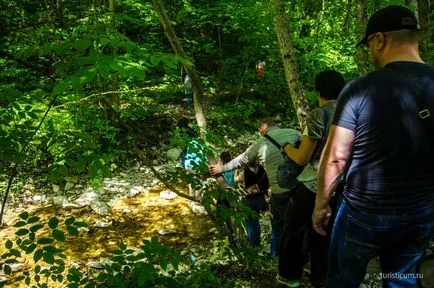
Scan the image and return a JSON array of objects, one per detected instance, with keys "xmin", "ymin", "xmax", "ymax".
[
  {"xmin": 356, "ymin": 0, "xmax": 369, "ymax": 74},
  {"xmin": 151, "ymin": 0, "xmax": 207, "ymax": 131},
  {"xmin": 417, "ymin": 0, "xmax": 431, "ymax": 62},
  {"xmin": 271, "ymin": 0, "xmax": 309, "ymax": 130}
]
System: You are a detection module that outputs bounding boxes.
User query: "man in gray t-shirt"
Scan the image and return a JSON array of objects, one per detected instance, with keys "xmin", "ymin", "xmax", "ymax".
[
  {"xmin": 210, "ymin": 118, "xmax": 300, "ymax": 256},
  {"xmin": 277, "ymin": 71, "xmax": 345, "ymax": 288}
]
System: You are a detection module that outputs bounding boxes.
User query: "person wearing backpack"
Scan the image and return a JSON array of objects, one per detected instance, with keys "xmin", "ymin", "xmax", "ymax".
[
  {"xmin": 277, "ymin": 70, "xmax": 345, "ymax": 288},
  {"xmin": 209, "ymin": 118, "xmax": 301, "ymax": 257}
]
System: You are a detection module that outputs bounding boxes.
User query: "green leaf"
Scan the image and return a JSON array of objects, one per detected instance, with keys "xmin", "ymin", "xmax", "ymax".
[
  {"xmin": 4, "ymin": 265, "xmax": 11, "ymax": 275},
  {"xmin": 37, "ymin": 238, "xmax": 54, "ymax": 245},
  {"xmin": 48, "ymin": 217, "xmax": 59, "ymax": 229},
  {"xmin": 30, "ymin": 224, "xmax": 44, "ymax": 233},
  {"xmin": 34, "ymin": 265, "xmax": 41, "ymax": 273},
  {"xmin": 64, "ymin": 217, "xmax": 75, "ymax": 226},
  {"xmin": 73, "ymin": 221, "xmax": 88, "ymax": 228},
  {"xmin": 43, "ymin": 252, "xmax": 55, "ymax": 264},
  {"xmin": 25, "ymin": 276, "xmax": 30, "ymax": 285},
  {"xmin": 34, "ymin": 249, "xmax": 43, "ymax": 263},
  {"xmin": 52, "ymin": 229, "xmax": 65, "ymax": 242},
  {"xmin": 43, "ymin": 246, "xmax": 58, "ymax": 253},
  {"xmin": 53, "ymin": 80, "xmax": 69, "ymax": 95},
  {"xmin": 66, "ymin": 225, "xmax": 79, "ymax": 236},
  {"xmin": 15, "ymin": 228, "xmax": 29, "ymax": 236},
  {"xmin": 27, "ymin": 216, "xmax": 40, "ymax": 224},
  {"xmin": 29, "ymin": 232, "xmax": 35, "ymax": 241},
  {"xmin": 19, "ymin": 212, "xmax": 29, "ymax": 220},
  {"xmin": 26, "ymin": 244, "xmax": 37, "ymax": 254},
  {"xmin": 35, "ymin": 274, "xmax": 40, "ymax": 283},
  {"xmin": 160, "ymin": 258, "xmax": 167, "ymax": 271},
  {"xmin": 13, "ymin": 221, "xmax": 27, "ymax": 227},
  {"xmin": 5, "ymin": 240, "xmax": 12, "ymax": 249},
  {"xmin": 10, "ymin": 249, "xmax": 21, "ymax": 257},
  {"xmin": 119, "ymin": 243, "xmax": 126, "ymax": 250}
]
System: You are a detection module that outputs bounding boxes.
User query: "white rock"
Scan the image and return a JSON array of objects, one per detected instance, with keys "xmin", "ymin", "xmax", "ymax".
[
  {"xmin": 32, "ymin": 195, "xmax": 46, "ymax": 203},
  {"xmin": 69, "ymin": 261, "xmax": 80, "ymax": 269},
  {"xmin": 159, "ymin": 191, "xmax": 178, "ymax": 200},
  {"xmin": 151, "ymin": 179, "xmax": 159, "ymax": 186},
  {"xmin": 188, "ymin": 202, "xmax": 207, "ymax": 215},
  {"xmin": 74, "ymin": 191, "xmax": 99, "ymax": 207},
  {"xmin": 122, "ymin": 208, "xmax": 131, "ymax": 214},
  {"xmin": 99, "ymin": 258, "xmax": 113, "ymax": 267},
  {"xmin": 62, "ymin": 203, "xmax": 83, "ymax": 210},
  {"xmin": 77, "ymin": 227, "xmax": 89, "ymax": 233},
  {"xmin": 128, "ymin": 186, "xmax": 145, "ymax": 198},
  {"xmin": 52, "ymin": 185, "xmax": 60, "ymax": 193},
  {"xmin": 90, "ymin": 201, "xmax": 109, "ymax": 216},
  {"xmin": 52, "ymin": 196, "xmax": 68, "ymax": 206},
  {"xmin": 158, "ymin": 229, "xmax": 178, "ymax": 235},
  {"xmin": 64, "ymin": 182, "xmax": 75, "ymax": 191},
  {"xmin": 94, "ymin": 220, "xmax": 112, "ymax": 228},
  {"xmin": 8, "ymin": 263, "xmax": 24, "ymax": 272},
  {"xmin": 0, "ymin": 274, "xmax": 7, "ymax": 284},
  {"xmin": 87, "ymin": 261, "xmax": 103, "ymax": 269}
]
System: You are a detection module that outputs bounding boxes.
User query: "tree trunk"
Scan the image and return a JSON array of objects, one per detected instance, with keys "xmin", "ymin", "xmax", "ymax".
[
  {"xmin": 417, "ymin": 0, "xmax": 431, "ymax": 63},
  {"xmin": 356, "ymin": 0, "xmax": 369, "ymax": 74},
  {"xmin": 271, "ymin": 0, "xmax": 309, "ymax": 130},
  {"xmin": 405, "ymin": 0, "xmax": 413, "ymax": 5},
  {"xmin": 151, "ymin": 0, "xmax": 207, "ymax": 131}
]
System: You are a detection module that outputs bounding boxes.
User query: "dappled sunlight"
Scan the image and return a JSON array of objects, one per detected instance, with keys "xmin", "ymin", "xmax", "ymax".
[{"xmin": 0, "ymin": 185, "xmax": 216, "ymax": 287}]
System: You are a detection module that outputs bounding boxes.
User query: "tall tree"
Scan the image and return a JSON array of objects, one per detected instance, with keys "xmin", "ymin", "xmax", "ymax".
[
  {"xmin": 356, "ymin": 0, "xmax": 369, "ymax": 74},
  {"xmin": 151, "ymin": 0, "xmax": 207, "ymax": 131},
  {"xmin": 271, "ymin": 0, "xmax": 309, "ymax": 130},
  {"xmin": 417, "ymin": 0, "xmax": 432, "ymax": 63}
]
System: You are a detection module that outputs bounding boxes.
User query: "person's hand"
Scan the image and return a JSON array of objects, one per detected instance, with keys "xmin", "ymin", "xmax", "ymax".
[
  {"xmin": 312, "ymin": 205, "xmax": 332, "ymax": 236},
  {"xmin": 209, "ymin": 164, "xmax": 222, "ymax": 176}
]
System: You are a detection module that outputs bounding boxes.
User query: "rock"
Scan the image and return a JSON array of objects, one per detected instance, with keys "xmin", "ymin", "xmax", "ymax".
[
  {"xmin": 75, "ymin": 190, "xmax": 99, "ymax": 207},
  {"xmin": 64, "ymin": 182, "xmax": 75, "ymax": 191},
  {"xmin": 128, "ymin": 186, "xmax": 146, "ymax": 198},
  {"xmin": 77, "ymin": 227, "xmax": 89, "ymax": 233},
  {"xmin": 52, "ymin": 184, "xmax": 60, "ymax": 193},
  {"xmin": 167, "ymin": 148, "xmax": 181, "ymax": 161},
  {"xmin": 8, "ymin": 263, "xmax": 24, "ymax": 272},
  {"xmin": 62, "ymin": 203, "xmax": 84, "ymax": 210},
  {"xmin": 99, "ymin": 258, "xmax": 113, "ymax": 267},
  {"xmin": 94, "ymin": 220, "xmax": 112, "ymax": 228},
  {"xmin": 159, "ymin": 191, "xmax": 177, "ymax": 200},
  {"xmin": 151, "ymin": 179, "xmax": 159, "ymax": 186},
  {"xmin": 52, "ymin": 196, "xmax": 68, "ymax": 207},
  {"xmin": 69, "ymin": 262, "xmax": 80, "ymax": 269},
  {"xmin": 32, "ymin": 195, "xmax": 47, "ymax": 203},
  {"xmin": 90, "ymin": 201, "xmax": 109, "ymax": 216},
  {"xmin": 0, "ymin": 274, "xmax": 7, "ymax": 284},
  {"xmin": 158, "ymin": 229, "xmax": 178, "ymax": 236},
  {"xmin": 153, "ymin": 160, "xmax": 159, "ymax": 165},
  {"xmin": 122, "ymin": 208, "xmax": 131, "ymax": 214},
  {"xmin": 87, "ymin": 261, "xmax": 104, "ymax": 269},
  {"xmin": 188, "ymin": 202, "xmax": 207, "ymax": 215},
  {"xmin": 75, "ymin": 184, "xmax": 83, "ymax": 189}
]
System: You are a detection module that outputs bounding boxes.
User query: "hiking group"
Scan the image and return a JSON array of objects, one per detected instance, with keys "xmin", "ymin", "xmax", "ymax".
[{"xmin": 179, "ymin": 5, "xmax": 434, "ymax": 288}]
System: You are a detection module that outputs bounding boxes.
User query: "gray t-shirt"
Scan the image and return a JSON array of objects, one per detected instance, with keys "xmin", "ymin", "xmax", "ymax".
[
  {"xmin": 297, "ymin": 101, "xmax": 336, "ymax": 193},
  {"xmin": 221, "ymin": 126, "xmax": 301, "ymax": 195}
]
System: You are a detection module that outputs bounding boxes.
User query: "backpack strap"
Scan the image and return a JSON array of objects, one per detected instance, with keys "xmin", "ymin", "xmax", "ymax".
[
  {"xmin": 309, "ymin": 105, "xmax": 332, "ymax": 163},
  {"xmin": 263, "ymin": 133, "xmax": 282, "ymax": 151}
]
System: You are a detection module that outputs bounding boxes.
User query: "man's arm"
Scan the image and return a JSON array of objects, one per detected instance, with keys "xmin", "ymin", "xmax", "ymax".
[
  {"xmin": 283, "ymin": 135, "xmax": 318, "ymax": 166},
  {"xmin": 312, "ymin": 125, "xmax": 354, "ymax": 236},
  {"xmin": 209, "ymin": 142, "xmax": 259, "ymax": 175}
]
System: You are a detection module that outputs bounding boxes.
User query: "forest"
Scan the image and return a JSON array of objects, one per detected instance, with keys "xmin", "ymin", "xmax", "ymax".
[{"xmin": 1, "ymin": 0, "xmax": 433, "ymax": 287}]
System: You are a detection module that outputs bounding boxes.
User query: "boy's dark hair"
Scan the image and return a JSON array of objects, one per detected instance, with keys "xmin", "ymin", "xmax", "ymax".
[
  {"xmin": 315, "ymin": 70, "xmax": 346, "ymax": 100},
  {"xmin": 220, "ymin": 151, "xmax": 232, "ymax": 164}
]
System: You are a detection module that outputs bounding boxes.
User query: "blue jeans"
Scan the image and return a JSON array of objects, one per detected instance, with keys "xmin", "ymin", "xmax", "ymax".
[
  {"xmin": 328, "ymin": 200, "xmax": 434, "ymax": 288},
  {"xmin": 270, "ymin": 192, "xmax": 292, "ymax": 257},
  {"xmin": 243, "ymin": 195, "xmax": 267, "ymax": 246}
]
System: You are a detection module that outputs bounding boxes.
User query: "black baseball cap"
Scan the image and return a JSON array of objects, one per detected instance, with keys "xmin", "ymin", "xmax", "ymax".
[{"xmin": 356, "ymin": 5, "xmax": 419, "ymax": 48}]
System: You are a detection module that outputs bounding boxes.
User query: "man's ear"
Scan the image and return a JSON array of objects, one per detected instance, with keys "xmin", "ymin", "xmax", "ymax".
[{"xmin": 375, "ymin": 32, "xmax": 387, "ymax": 51}]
